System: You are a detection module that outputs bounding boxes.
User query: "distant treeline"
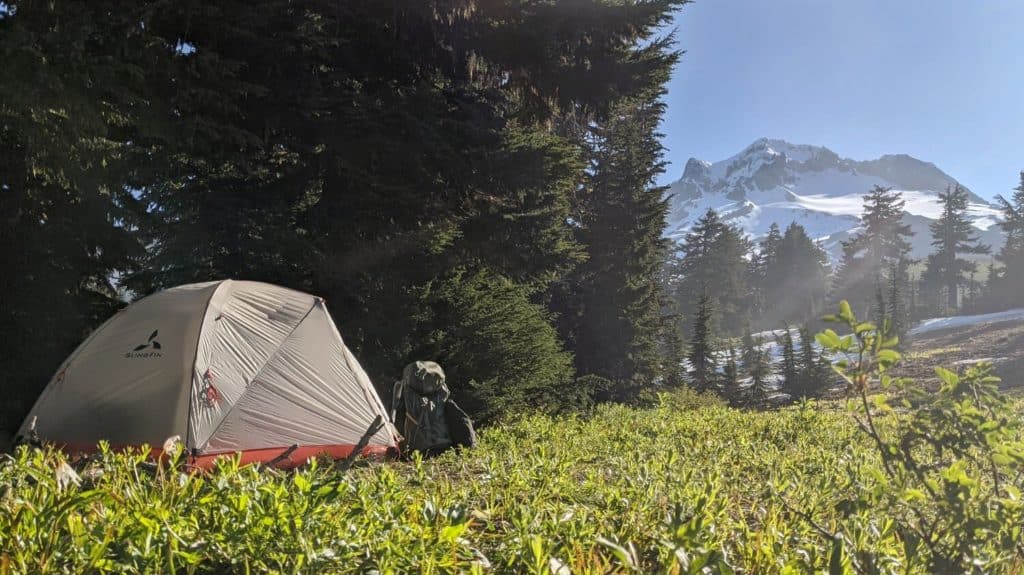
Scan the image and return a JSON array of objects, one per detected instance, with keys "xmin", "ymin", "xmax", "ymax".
[
  {"xmin": 671, "ymin": 181, "xmax": 1024, "ymax": 340},
  {"xmin": 674, "ymin": 179, "xmax": 1024, "ymax": 404}
]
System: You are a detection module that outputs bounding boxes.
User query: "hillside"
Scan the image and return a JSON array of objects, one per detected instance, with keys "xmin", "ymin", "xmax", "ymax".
[
  {"xmin": 665, "ymin": 138, "xmax": 1004, "ymax": 259},
  {"xmin": 898, "ymin": 308, "xmax": 1024, "ymax": 388}
]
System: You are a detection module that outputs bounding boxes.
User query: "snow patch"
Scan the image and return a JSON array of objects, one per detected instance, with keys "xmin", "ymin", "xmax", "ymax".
[{"xmin": 910, "ymin": 308, "xmax": 1024, "ymax": 336}]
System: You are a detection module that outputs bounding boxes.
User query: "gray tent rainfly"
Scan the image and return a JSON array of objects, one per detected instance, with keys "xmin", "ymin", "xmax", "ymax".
[{"xmin": 18, "ymin": 280, "xmax": 399, "ymax": 468}]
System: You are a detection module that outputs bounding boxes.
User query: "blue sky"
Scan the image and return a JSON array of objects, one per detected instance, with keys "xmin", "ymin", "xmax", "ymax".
[{"xmin": 658, "ymin": 0, "xmax": 1024, "ymax": 200}]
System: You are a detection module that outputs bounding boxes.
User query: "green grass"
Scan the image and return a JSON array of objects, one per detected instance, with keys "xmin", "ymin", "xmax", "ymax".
[{"xmin": 0, "ymin": 390, "xmax": 1018, "ymax": 574}]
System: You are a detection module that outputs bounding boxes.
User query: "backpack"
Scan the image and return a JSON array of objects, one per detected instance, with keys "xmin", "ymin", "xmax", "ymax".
[
  {"xmin": 392, "ymin": 361, "xmax": 453, "ymax": 454},
  {"xmin": 443, "ymin": 398, "xmax": 477, "ymax": 449}
]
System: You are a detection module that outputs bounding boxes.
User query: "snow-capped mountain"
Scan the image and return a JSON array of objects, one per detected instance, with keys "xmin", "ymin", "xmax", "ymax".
[{"xmin": 665, "ymin": 138, "xmax": 1004, "ymax": 260}]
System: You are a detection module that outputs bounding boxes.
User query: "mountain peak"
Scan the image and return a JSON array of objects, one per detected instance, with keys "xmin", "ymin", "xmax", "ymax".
[
  {"xmin": 664, "ymin": 140, "xmax": 1002, "ymax": 261},
  {"xmin": 682, "ymin": 157, "xmax": 712, "ymax": 180}
]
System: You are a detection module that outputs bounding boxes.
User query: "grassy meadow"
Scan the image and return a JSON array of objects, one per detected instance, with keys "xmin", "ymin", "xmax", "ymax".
[{"xmin": 3, "ymin": 385, "xmax": 1021, "ymax": 574}]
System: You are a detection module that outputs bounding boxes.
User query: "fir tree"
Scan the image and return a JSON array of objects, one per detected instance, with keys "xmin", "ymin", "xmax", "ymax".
[
  {"xmin": 722, "ymin": 346, "xmax": 743, "ymax": 406},
  {"xmin": 423, "ymin": 271, "xmax": 577, "ymax": 423},
  {"xmin": 740, "ymin": 328, "xmax": 757, "ymax": 375},
  {"xmin": 571, "ymin": 44, "xmax": 679, "ymax": 397},
  {"xmin": 796, "ymin": 326, "xmax": 830, "ymax": 398},
  {"xmin": 776, "ymin": 327, "xmax": 800, "ymax": 399},
  {"xmin": 887, "ymin": 262, "xmax": 911, "ymax": 346},
  {"xmin": 833, "ymin": 186, "xmax": 915, "ymax": 318},
  {"xmin": 0, "ymin": 2, "xmax": 156, "ymax": 430},
  {"xmin": 656, "ymin": 265, "xmax": 688, "ymax": 389},
  {"xmin": 874, "ymin": 282, "xmax": 888, "ymax": 329},
  {"xmin": 659, "ymin": 311, "xmax": 688, "ymax": 388},
  {"xmin": 128, "ymin": 0, "xmax": 689, "ymax": 422},
  {"xmin": 748, "ymin": 223, "xmax": 781, "ymax": 322},
  {"xmin": 908, "ymin": 271, "xmax": 920, "ymax": 321},
  {"xmin": 688, "ymin": 293, "xmax": 717, "ymax": 393},
  {"xmin": 989, "ymin": 172, "xmax": 1024, "ymax": 309},
  {"xmin": 756, "ymin": 222, "xmax": 830, "ymax": 328},
  {"xmin": 673, "ymin": 209, "xmax": 751, "ymax": 336},
  {"xmin": 922, "ymin": 185, "xmax": 990, "ymax": 313},
  {"xmin": 745, "ymin": 336, "xmax": 773, "ymax": 406},
  {"xmin": 0, "ymin": 0, "xmax": 691, "ymax": 431},
  {"xmin": 762, "ymin": 222, "xmax": 784, "ymax": 263}
]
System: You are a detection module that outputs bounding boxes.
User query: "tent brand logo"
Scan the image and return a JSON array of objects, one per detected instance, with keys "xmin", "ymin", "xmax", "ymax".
[{"xmin": 126, "ymin": 330, "xmax": 163, "ymax": 358}]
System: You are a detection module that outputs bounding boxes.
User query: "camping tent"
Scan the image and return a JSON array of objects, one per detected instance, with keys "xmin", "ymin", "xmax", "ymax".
[{"xmin": 18, "ymin": 280, "xmax": 398, "ymax": 468}]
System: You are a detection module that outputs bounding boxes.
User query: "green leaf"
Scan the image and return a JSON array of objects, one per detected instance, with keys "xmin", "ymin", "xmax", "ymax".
[
  {"xmin": 838, "ymin": 301, "xmax": 854, "ymax": 324},
  {"xmin": 901, "ymin": 489, "xmax": 926, "ymax": 502},
  {"xmin": 816, "ymin": 329, "xmax": 841, "ymax": 350},
  {"xmin": 854, "ymin": 322, "xmax": 875, "ymax": 336},
  {"xmin": 934, "ymin": 367, "xmax": 959, "ymax": 388},
  {"xmin": 876, "ymin": 349, "xmax": 901, "ymax": 365},
  {"xmin": 440, "ymin": 521, "xmax": 470, "ymax": 543}
]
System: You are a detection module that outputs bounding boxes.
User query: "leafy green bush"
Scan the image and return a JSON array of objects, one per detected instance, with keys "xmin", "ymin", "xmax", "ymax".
[{"xmin": 808, "ymin": 301, "xmax": 1024, "ymax": 573}]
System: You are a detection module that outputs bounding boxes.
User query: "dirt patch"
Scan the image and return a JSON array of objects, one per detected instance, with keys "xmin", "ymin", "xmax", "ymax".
[{"xmin": 896, "ymin": 320, "xmax": 1024, "ymax": 389}]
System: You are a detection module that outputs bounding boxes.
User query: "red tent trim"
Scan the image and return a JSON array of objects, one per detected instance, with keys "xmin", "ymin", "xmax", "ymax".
[{"xmin": 53, "ymin": 442, "xmax": 397, "ymax": 471}]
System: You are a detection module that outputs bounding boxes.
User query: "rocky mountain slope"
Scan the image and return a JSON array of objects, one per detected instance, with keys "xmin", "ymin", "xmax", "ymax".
[{"xmin": 665, "ymin": 138, "xmax": 1004, "ymax": 259}]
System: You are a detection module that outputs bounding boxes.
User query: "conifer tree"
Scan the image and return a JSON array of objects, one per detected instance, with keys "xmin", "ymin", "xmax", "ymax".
[
  {"xmin": 908, "ymin": 271, "xmax": 920, "ymax": 321},
  {"xmin": 887, "ymin": 262, "xmax": 911, "ymax": 345},
  {"xmin": 755, "ymin": 222, "xmax": 830, "ymax": 327},
  {"xmin": 745, "ymin": 336, "xmax": 772, "ymax": 406},
  {"xmin": 673, "ymin": 209, "xmax": 751, "ymax": 336},
  {"xmin": 722, "ymin": 346, "xmax": 743, "ymax": 406},
  {"xmin": 0, "ymin": 2, "xmax": 156, "ymax": 430},
  {"xmin": 833, "ymin": 186, "xmax": 914, "ymax": 319},
  {"xmin": 688, "ymin": 293, "xmax": 717, "ymax": 393},
  {"xmin": 0, "ymin": 0, "xmax": 692, "ymax": 432},
  {"xmin": 873, "ymin": 282, "xmax": 888, "ymax": 329},
  {"xmin": 659, "ymin": 312, "xmax": 688, "ymax": 388},
  {"xmin": 128, "ymin": 0, "xmax": 689, "ymax": 421},
  {"xmin": 571, "ymin": 42, "xmax": 679, "ymax": 396},
  {"xmin": 656, "ymin": 265, "xmax": 688, "ymax": 389},
  {"xmin": 762, "ymin": 222, "xmax": 784, "ymax": 263},
  {"xmin": 776, "ymin": 327, "xmax": 800, "ymax": 398},
  {"xmin": 740, "ymin": 328, "xmax": 757, "ymax": 374},
  {"xmin": 981, "ymin": 263, "xmax": 998, "ymax": 307},
  {"xmin": 748, "ymin": 223, "xmax": 781, "ymax": 321},
  {"xmin": 989, "ymin": 172, "xmax": 1024, "ymax": 309},
  {"xmin": 796, "ymin": 326, "xmax": 830, "ymax": 398},
  {"xmin": 922, "ymin": 185, "xmax": 990, "ymax": 313}
]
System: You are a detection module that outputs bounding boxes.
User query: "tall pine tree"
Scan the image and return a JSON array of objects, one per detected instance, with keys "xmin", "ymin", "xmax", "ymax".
[
  {"xmin": 754, "ymin": 222, "xmax": 830, "ymax": 328},
  {"xmin": 795, "ymin": 326, "xmax": 830, "ymax": 399},
  {"xmin": 0, "ymin": 0, "xmax": 691, "ymax": 431},
  {"xmin": 833, "ymin": 186, "xmax": 914, "ymax": 321},
  {"xmin": 921, "ymin": 185, "xmax": 990, "ymax": 313},
  {"xmin": 0, "ymin": 2, "xmax": 156, "ymax": 431},
  {"xmin": 776, "ymin": 327, "xmax": 800, "ymax": 399},
  {"xmin": 721, "ymin": 346, "xmax": 742, "ymax": 406},
  {"xmin": 129, "ymin": 0, "xmax": 689, "ymax": 420},
  {"xmin": 672, "ymin": 209, "xmax": 751, "ymax": 336},
  {"xmin": 887, "ymin": 261, "xmax": 911, "ymax": 345},
  {"xmin": 570, "ymin": 36, "xmax": 680, "ymax": 398},
  {"xmin": 744, "ymin": 335, "xmax": 772, "ymax": 406},
  {"xmin": 748, "ymin": 222, "xmax": 782, "ymax": 319},
  {"xmin": 989, "ymin": 172, "xmax": 1024, "ymax": 309},
  {"xmin": 688, "ymin": 292, "xmax": 717, "ymax": 393}
]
